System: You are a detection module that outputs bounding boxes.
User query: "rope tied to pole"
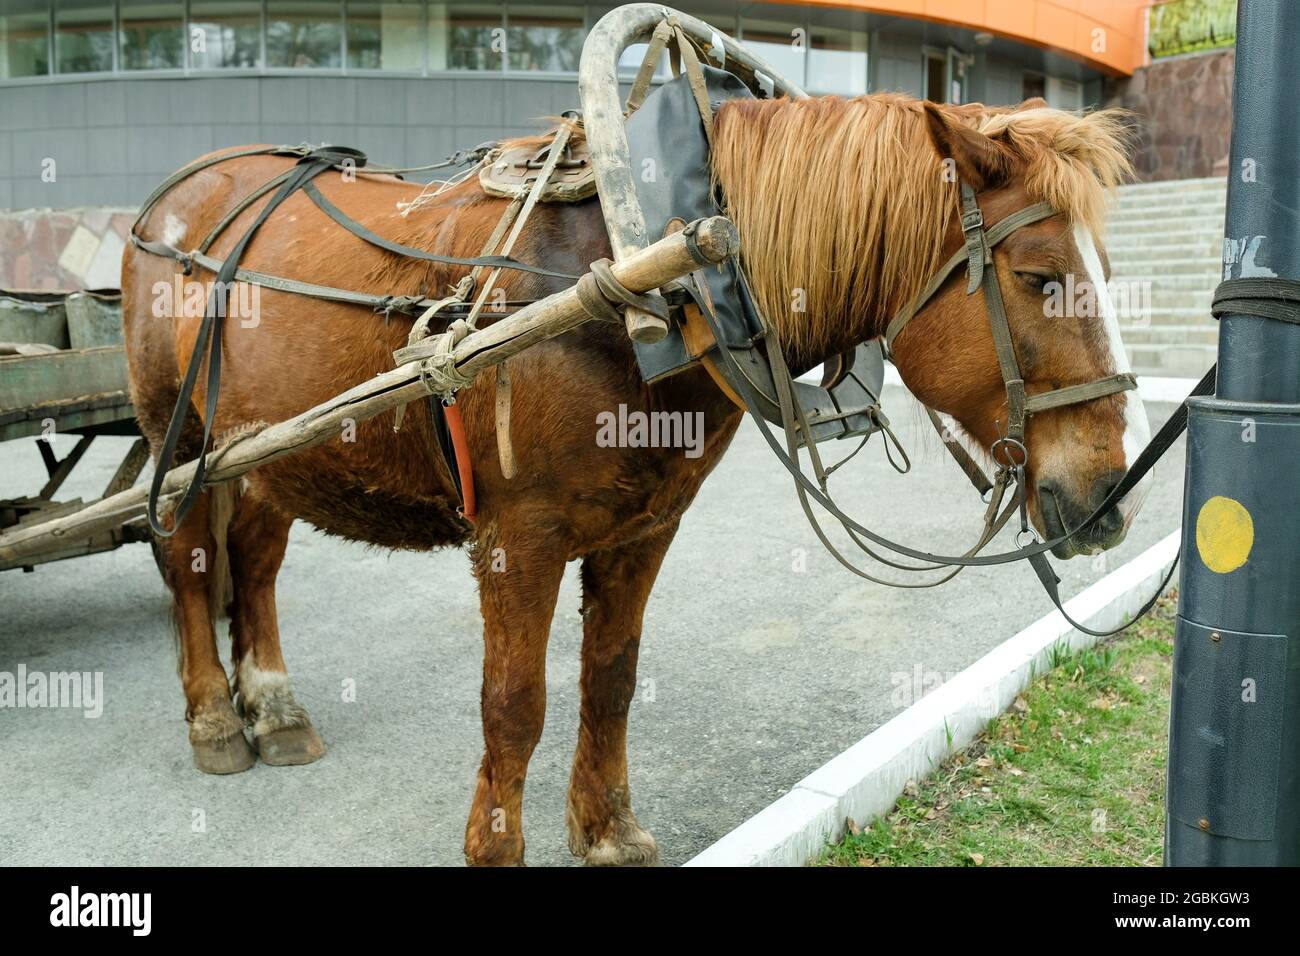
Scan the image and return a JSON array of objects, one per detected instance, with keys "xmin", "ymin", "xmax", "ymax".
[{"xmin": 417, "ymin": 319, "xmax": 477, "ymax": 399}]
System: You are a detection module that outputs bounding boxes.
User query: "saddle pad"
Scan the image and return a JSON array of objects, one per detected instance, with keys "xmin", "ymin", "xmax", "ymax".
[
  {"xmin": 624, "ymin": 67, "xmax": 763, "ymax": 383},
  {"xmin": 479, "ymin": 139, "xmax": 597, "ymax": 203}
]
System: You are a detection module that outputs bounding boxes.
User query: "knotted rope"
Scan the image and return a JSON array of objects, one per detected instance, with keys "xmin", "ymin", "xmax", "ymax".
[{"xmin": 418, "ymin": 319, "xmax": 476, "ymax": 398}]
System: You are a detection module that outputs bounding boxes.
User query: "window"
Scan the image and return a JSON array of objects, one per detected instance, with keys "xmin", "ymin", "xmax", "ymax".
[
  {"xmin": 1022, "ymin": 71, "xmax": 1046, "ymax": 102},
  {"xmin": 119, "ymin": 0, "xmax": 184, "ymax": 70},
  {"xmin": 55, "ymin": 0, "xmax": 113, "ymax": 73},
  {"xmin": 739, "ymin": 15, "xmax": 805, "ymax": 91},
  {"xmin": 190, "ymin": 0, "xmax": 262, "ymax": 68},
  {"xmin": 0, "ymin": 0, "xmax": 51, "ymax": 77},
  {"xmin": 507, "ymin": 4, "xmax": 582, "ymax": 73},
  {"xmin": 266, "ymin": 0, "xmax": 342, "ymax": 68},
  {"xmin": 924, "ymin": 50, "xmax": 946, "ymax": 102},
  {"xmin": 347, "ymin": 0, "xmax": 422, "ymax": 70},
  {"xmin": 429, "ymin": 3, "xmax": 500, "ymax": 71},
  {"xmin": 808, "ymin": 22, "xmax": 866, "ymax": 95}
]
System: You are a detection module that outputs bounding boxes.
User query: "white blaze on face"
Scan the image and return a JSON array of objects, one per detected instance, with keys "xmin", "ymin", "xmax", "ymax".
[{"xmin": 1073, "ymin": 223, "xmax": 1152, "ymax": 529}]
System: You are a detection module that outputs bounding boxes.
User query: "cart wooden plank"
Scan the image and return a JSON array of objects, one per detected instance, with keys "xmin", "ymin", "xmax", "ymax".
[{"xmin": 0, "ymin": 346, "xmax": 131, "ymax": 415}]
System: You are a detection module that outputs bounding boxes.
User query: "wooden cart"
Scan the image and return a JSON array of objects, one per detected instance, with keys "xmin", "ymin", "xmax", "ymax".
[{"xmin": 0, "ymin": 290, "xmax": 151, "ymax": 573}]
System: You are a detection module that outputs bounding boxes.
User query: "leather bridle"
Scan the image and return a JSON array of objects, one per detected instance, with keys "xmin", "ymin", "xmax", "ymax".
[{"xmin": 885, "ymin": 181, "xmax": 1137, "ymax": 528}]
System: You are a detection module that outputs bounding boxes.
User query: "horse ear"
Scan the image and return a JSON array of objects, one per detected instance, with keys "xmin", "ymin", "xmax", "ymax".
[{"xmin": 923, "ymin": 102, "xmax": 1014, "ymax": 190}]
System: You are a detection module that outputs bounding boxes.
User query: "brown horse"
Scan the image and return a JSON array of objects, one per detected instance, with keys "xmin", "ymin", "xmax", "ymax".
[{"xmin": 120, "ymin": 93, "xmax": 1145, "ymax": 866}]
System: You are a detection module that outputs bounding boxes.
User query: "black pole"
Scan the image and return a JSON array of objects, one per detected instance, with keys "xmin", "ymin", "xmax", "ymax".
[{"xmin": 1166, "ymin": 0, "xmax": 1300, "ymax": 865}]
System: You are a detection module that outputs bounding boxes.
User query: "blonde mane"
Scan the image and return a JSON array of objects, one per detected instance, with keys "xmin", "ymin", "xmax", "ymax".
[{"xmin": 710, "ymin": 95, "xmax": 1133, "ymax": 359}]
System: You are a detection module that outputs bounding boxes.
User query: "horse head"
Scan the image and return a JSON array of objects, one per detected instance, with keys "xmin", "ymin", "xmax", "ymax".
[{"xmin": 713, "ymin": 95, "xmax": 1149, "ymax": 559}]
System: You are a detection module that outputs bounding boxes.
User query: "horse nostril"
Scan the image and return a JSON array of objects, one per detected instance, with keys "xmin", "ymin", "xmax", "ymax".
[
  {"xmin": 1090, "ymin": 470, "xmax": 1127, "ymax": 533},
  {"xmin": 1091, "ymin": 471, "xmax": 1123, "ymax": 506}
]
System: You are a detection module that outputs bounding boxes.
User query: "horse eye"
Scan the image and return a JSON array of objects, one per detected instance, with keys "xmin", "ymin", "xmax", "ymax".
[{"xmin": 1016, "ymin": 271, "xmax": 1051, "ymax": 292}]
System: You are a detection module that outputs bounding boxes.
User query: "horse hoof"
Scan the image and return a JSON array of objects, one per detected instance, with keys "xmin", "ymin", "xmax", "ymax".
[
  {"xmin": 584, "ymin": 831, "xmax": 660, "ymax": 867},
  {"xmin": 256, "ymin": 725, "xmax": 326, "ymax": 766},
  {"xmin": 192, "ymin": 733, "xmax": 257, "ymax": 775}
]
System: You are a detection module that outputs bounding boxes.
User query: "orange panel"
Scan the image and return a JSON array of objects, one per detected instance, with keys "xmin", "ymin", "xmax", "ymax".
[
  {"xmin": 1087, "ymin": 0, "xmax": 1126, "ymax": 32},
  {"xmin": 783, "ymin": 0, "xmax": 1149, "ymax": 74},
  {"xmin": 925, "ymin": 0, "xmax": 983, "ymax": 24},
  {"xmin": 1076, "ymin": 16, "xmax": 1130, "ymax": 72},
  {"xmin": 985, "ymin": 1, "xmax": 1034, "ymax": 36},
  {"xmin": 1034, "ymin": 0, "xmax": 1078, "ymax": 49}
]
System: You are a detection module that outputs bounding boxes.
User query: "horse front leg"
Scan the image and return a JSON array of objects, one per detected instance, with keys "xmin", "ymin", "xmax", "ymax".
[
  {"xmin": 566, "ymin": 525, "xmax": 677, "ymax": 866},
  {"xmin": 464, "ymin": 526, "xmax": 566, "ymax": 866}
]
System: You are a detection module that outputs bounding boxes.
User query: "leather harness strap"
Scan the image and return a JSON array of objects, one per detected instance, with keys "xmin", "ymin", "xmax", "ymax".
[
  {"xmin": 625, "ymin": 19, "xmax": 675, "ymax": 116},
  {"xmin": 144, "ymin": 146, "xmax": 362, "ymax": 536},
  {"xmin": 133, "ymin": 136, "xmax": 597, "ymax": 531},
  {"xmin": 884, "ymin": 193, "xmax": 1058, "ymax": 349},
  {"xmin": 301, "ymin": 180, "xmax": 578, "ymax": 280}
]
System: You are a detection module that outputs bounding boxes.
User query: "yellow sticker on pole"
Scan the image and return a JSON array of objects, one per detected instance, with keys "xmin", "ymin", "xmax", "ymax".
[{"xmin": 1195, "ymin": 495, "xmax": 1254, "ymax": 574}]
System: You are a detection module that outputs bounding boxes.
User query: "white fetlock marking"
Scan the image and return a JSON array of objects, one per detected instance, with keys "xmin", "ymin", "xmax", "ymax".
[{"xmin": 236, "ymin": 657, "xmax": 306, "ymax": 737}]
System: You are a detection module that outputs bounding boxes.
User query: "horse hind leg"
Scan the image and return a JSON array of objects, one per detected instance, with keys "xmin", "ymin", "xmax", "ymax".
[
  {"xmin": 157, "ymin": 481, "xmax": 256, "ymax": 774},
  {"xmin": 565, "ymin": 528, "xmax": 677, "ymax": 867},
  {"xmin": 226, "ymin": 485, "xmax": 325, "ymax": 766}
]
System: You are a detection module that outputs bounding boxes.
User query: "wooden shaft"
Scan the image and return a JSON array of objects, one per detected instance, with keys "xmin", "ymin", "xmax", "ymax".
[{"xmin": 0, "ymin": 216, "xmax": 739, "ymax": 562}]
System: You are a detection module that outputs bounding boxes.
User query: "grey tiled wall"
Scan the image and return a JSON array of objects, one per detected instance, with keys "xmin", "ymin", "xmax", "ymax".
[{"xmin": 0, "ymin": 74, "xmax": 586, "ymax": 211}]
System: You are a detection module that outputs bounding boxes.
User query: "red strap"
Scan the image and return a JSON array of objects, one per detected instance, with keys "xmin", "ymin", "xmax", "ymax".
[{"xmin": 443, "ymin": 402, "xmax": 476, "ymax": 522}]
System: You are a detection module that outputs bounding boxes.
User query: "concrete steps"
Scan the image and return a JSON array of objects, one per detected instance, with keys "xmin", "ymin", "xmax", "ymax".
[{"xmin": 1104, "ymin": 176, "xmax": 1226, "ymax": 378}]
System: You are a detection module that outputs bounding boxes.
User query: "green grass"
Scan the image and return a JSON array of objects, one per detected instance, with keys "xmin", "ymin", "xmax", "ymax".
[{"xmin": 819, "ymin": 595, "xmax": 1178, "ymax": 867}]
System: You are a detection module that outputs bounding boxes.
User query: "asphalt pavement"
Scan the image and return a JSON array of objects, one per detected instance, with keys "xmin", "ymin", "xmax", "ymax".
[{"xmin": 0, "ymin": 384, "xmax": 1186, "ymax": 866}]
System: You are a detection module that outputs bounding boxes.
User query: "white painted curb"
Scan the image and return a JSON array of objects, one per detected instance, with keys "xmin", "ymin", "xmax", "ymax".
[{"xmin": 684, "ymin": 529, "xmax": 1182, "ymax": 867}]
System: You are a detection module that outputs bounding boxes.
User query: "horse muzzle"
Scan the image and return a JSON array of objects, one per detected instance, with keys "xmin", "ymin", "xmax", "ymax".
[{"xmin": 1037, "ymin": 470, "xmax": 1129, "ymax": 559}]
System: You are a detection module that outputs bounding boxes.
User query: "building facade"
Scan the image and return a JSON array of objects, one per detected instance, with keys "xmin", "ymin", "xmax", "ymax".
[{"xmin": 0, "ymin": 1, "xmax": 1146, "ymax": 210}]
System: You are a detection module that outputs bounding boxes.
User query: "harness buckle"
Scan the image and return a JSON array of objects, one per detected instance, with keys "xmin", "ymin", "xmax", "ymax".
[{"xmin": 960, "ymin": 207, "xmax": 985, "ymax": 234}]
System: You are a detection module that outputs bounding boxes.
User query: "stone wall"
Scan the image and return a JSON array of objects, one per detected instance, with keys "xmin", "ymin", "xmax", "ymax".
[
  {"xmin": 0, "ymin": 208, "xmax": 134, "ymax": 292},
  {"xmin": 1104, "ymin": 48, "xmax": 1235, "ymax": 182}
]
